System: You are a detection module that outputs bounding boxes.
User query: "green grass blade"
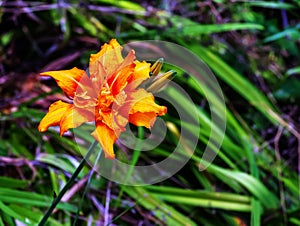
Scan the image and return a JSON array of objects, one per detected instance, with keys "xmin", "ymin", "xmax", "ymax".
[
  {"xmin": 187, "ymin": 44, "xmax": 278, "ymax": 124},
  {"xmin": 152, "ymin": 194, "xmax": 252, "ymax": 212},
  {"xmin": 251, "ymin": 198, "xmax": 262, "ymax": 226},
  {"xmin": 0, "ymin": 177, "xmax": 29, "ymax": 189},
  {"xmin": 145, "ymin": 186, "xmax": 251, "ymax": 203},
  {"xmin": 175, "ymin": 23, "xmax": 264, "ymax": 36},
  {"xmin": 95, "ymin": 0, "xmax": 145, "ymax": 11},
  {"xmin": 247, "ymin": 1, "xmax": 296, "ymax": 9},
  {"xmin": 123, "ymin": 186, "xmax": 197, "ymax": 226},
  {"xmin": 206, "ymin": 165, "xmax": 279, "ymax": 209},
  {"xmin": 264, "ymin": 28, "xmax": 300, "ymax": 42},
  {"xmin": 287, "ymin": 66, "xmax": 300, "ymax": 76},
  {"xmin": 0, "ymin": 216, "xmax": 4, "ymax": 226},
  {"xmin": 36, "ymin": 153, "xmax": 86, "ymax": 178},
  {"xmin": 0, "ymin": 201, "xmax": 28, "ymax": 225},
  {"xmin": 0, "ymin": 188, "xmax": 76, "ymax": 212}
]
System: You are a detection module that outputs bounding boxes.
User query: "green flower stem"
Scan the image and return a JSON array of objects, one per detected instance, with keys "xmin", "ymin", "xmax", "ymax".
[{"xmin": 38, "ymin": 140, "xmax": 98, "ymax": 226}]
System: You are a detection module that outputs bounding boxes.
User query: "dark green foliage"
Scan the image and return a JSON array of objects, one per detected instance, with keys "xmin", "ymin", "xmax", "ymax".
[{"xmin": 0, "ymin": 0, "xmax": 299, "ymax": 225}]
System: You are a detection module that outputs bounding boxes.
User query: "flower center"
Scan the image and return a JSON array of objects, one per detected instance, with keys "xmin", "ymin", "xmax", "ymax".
[
  {"xmin": 98, "ymin": 87, "xmax": 114, "ymax": 112},
  {"xmin": 73, "ymin": 91, "xmax": 97, "ymax": 109}
]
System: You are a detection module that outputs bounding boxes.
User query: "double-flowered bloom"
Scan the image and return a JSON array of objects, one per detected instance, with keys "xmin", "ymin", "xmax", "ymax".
[{"xmin": 38, "ymin": 39, "xmax": 167, "ymax": 159}]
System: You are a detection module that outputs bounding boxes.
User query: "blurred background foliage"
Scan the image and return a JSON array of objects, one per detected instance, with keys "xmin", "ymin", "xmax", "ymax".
[{"xmin": 0, "ymin": 0, "xmax": 300, "ymax": 225}]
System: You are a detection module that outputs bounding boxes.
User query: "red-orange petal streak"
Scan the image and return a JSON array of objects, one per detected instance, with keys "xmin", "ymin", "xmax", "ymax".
[
  {"xmin": 92, "ymin": 123, "xmax": 117, "ymax": 159},
  {"xmin": 110, "ymin": 63, "xmax": 135, "ymax": 96},
  {"xmin": 128, "ymin": 61, "xmax": 151, "ymax": 88},
  {"xmin": 40, "ymin": 67, "xmax": 86, "ymax": 98}
]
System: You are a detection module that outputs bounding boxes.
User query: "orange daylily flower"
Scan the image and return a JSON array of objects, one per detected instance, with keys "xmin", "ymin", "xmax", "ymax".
[{"xmin": 38, "ymin": 39, "xmax": 167, "ymax": 159}]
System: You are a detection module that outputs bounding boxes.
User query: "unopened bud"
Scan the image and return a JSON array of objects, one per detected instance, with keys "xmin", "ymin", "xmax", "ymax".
[
  {"xmin": 147, "ymin": 70, "xmax": 176, "ymax": 93},
  {"xmin": 150, "ymin": 58, "xmax": 164, "ymax": 77}
]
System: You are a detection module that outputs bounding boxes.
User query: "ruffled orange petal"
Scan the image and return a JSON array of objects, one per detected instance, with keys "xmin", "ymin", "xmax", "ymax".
[
  {"xmin": 107, "ymin": 50, "xmax": 135, "ymax": 95},
  {"xmin": 96, "ymin": 110, "xmax": 127, "ymax": 137},
  {"xmin": 129, "ymin": 111, "xmax": 157, "ymax": 128},
  {"xmin": 90, "ymin": 39, "xmax": 123, "ymax": 77},
  {"xmin": 110, "ymin": 64, "xmax": 135, "ymax": 96},
  {"xmin": 89, "ymin": 59, "xmax": 106, "ymax": 93},
  {"xmin": 98, "ymin": 111, "xmax": 114, "ymax": 130},
  {"xmin": 128, "ymin": 89, "xmax": 167, "ymax": 115},
  {"xmin": 75, "ymin": 71, "xmax": 98, "ymax": 99},
  {"xmin": 125, "ymin": 89, "xmax": 167, "ymax": 128},
  {"xmin": 60, "ymin": 106, "xmax": 94, "ymax": 136},
  {"xmin": 38, "ymin": 100, "xmax": 72, "ymax": 132},
  {"xmin": 91, "ymin": 123, "xmax": 117, "ymax": 159},
  {"xmin": 40, "ymin": 67, "xmax": 86, "ymax": 98},
  {"xmin": 113, "ymin": 112, "xmax": 128, "ymax": 133}
]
